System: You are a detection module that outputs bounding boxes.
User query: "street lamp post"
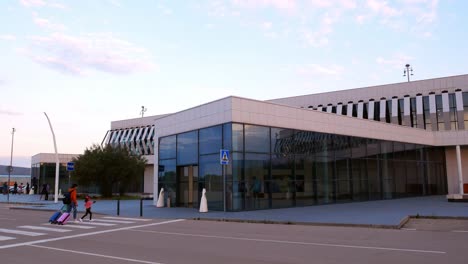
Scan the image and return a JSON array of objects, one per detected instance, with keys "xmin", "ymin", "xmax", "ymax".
[
  {"xmin": 403, "ymin": 64, "xmax": 414, "ymax": 82},
  {"xmin": 7, "ymin": 128, "xmax": 16, "ymax": 203}
]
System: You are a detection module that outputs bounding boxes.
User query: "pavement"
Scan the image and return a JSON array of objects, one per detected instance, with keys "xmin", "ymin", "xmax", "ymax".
[{"xmin": 1, "ymin": 194, "xmax": 468, "ymax": 228}]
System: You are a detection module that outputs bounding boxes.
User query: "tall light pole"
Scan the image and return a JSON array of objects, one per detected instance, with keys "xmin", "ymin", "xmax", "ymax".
[
  {"xmin": 140, "ymin": 106, "xmax": 147, "ymax": 117},
  {"xmin": 403, "ymin": 64, "xmax": 413, "ymax": 82},
  {"xmin": 7, "ymin": 128, "xmax": 16, "ymax": 203}
]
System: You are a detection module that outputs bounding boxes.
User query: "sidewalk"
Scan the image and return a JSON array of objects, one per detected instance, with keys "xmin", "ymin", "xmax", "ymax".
[{"xmin": 2, "ymin": 194, "xmax": 468, "ymax": 228}]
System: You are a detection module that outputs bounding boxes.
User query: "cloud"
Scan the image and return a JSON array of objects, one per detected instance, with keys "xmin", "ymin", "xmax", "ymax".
[
  {"xmin": 232, "ymin": 0, "xmax": 297, "ymax": 11},
  {"xmin": 376, "ymin": 53, "xmax": 414, "ymax": 69},
  {"xmin": 24, "ymin": 33, "xmax": 157, "ymax": 75},
  {"xmin": 19, "ymin": 0, "xmax": 65, "ymax": 9},
  {"xmin": 0, "ymin": 110, "xmax": 23, "ymax": 116},
  {"xmin": 0, "ymin": 35, "xmax": 16, "ymax": 41},
  {"xmin": 297, "ymin": 64, "xmax": 344, "ymax": 76},
  {"xmin": 33, "ymin": 16, "xmax": 67, "ymax": 31}
]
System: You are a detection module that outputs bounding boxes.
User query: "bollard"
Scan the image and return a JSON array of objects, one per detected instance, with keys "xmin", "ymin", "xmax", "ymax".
[
  {"xmin": 140, "ymin": 198, "xmax": 143, "ymax": 217},
  {"xmin": 156, "ymin": 188, "xmax": 164, "ymax": 208},
  {"xmin": 117, "ymin": 198, "xmax": 120, "ymax": 216},
  {"xmin": 199, "ymin": 188, "xmax": 208, "ymax": 213}
]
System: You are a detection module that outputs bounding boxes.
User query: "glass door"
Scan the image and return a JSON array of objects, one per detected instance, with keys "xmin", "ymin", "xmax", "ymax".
[{"xmin": 177, "ymin": 165, "xmax": 198, "ymax": 208}]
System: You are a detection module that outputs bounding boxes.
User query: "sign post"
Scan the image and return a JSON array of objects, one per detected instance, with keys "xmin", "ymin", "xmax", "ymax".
[
  {"xmin": 220, "ymin": 149, "xmax": 230, "ymax": 212},
  {"xmin": 66, "ymin": 162, "xmax": 75, "ymax": 187}
]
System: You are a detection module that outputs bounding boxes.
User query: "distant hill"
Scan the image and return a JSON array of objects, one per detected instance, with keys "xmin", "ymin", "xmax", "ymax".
[{"xmin": 0, "ymin": 165, "xmax": 31, "ymax": 175}]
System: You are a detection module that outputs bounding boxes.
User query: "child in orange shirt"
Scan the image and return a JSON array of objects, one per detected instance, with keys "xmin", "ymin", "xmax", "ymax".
[{"xmin": 79, "ymin": 195, "xmax": 96, "ymax": 222}]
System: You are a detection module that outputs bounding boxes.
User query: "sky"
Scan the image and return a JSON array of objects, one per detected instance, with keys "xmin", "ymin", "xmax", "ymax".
[{"xmin": 0, "ymin": 0, "xmax": 467, "ymax": 168}]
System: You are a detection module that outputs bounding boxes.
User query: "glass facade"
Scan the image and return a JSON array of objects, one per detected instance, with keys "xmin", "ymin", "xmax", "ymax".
[{"xmin": 158, "ymin": 123, "xmax": 447, "ymax": 211}]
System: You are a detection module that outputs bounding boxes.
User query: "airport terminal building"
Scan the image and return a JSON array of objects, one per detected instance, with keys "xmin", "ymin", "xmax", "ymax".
[{"xmin": 104, "ymin": 74, "xmax": 468, "ymax": 211}]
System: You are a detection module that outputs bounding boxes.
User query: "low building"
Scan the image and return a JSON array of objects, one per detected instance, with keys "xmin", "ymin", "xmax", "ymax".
[{"xmin": 105, "ymin": 74, "xmax": 468, "ymax": 211}]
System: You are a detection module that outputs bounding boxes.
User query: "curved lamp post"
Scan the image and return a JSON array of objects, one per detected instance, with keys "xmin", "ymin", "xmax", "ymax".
[{"xmin": 44, "ymin": 112, "xmax": 60, "ymax": 203}]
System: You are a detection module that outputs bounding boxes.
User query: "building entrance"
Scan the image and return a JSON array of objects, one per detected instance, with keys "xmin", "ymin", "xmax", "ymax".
[{"xmin": 177, "ymin": 165, "xmax": 198, "ymax": 208}]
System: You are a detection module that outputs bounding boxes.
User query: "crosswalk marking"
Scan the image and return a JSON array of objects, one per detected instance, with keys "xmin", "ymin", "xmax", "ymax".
[
  {"xmin": 93, "ymin": 219, "xmax": 134, "ymax": 224},
  {"xmin": 0, "ymin": 235, "xmax": 15, "ymax": 241},
  {"xmin": 72, "ymin": 222, "xmax": 116, "ymax": 226},
  {"xmin": 102, "ymin": 216, "xmax": 151, "ymax": 222},
  {"xmin": 18, "ymin": 226, "xmax": 72, "ymax": 233},
  {"xmin": 0, "ymin": 228, "xmax": 45, "ymax": 237},
  {"xmin": 42, "ymin": 223, "xmax": 95, "ymax": 229}
]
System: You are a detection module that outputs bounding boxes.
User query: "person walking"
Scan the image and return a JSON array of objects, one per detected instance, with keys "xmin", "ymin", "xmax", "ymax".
[
  {"xmin": 79, "ymin": 195, "xmax": 96, "ymax": 222},
  {"xmin": 68, "ymin": 184, "xmax": 79, "ymax": 222}
]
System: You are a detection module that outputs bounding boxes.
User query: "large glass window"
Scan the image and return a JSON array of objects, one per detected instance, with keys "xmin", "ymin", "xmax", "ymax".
[
  {"xmin": 159, "ymin": 135, "xmax": 176, "ymax": 159},
  {"xmin": 199, "ymin": 125, "xmax": 222, "ymax": 155},
  {"xmin": 245, "ymin": 125, "xmax": 270, "ymax": 153},
  {"xmin": 177, "ymin": 131, "xmax": 198, "ymax": 165},
  {"xmin": 232, "ymin": 123, "xmax": 244, "ymax": 152}
]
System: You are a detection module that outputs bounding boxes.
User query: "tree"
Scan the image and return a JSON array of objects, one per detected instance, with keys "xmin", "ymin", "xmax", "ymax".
[{"xmin": 72, "ymin": 144, "xmax": 147, "ymax": 197}]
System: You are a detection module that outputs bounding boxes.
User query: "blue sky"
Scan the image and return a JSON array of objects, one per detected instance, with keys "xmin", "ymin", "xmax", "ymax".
[{"xmin": 1, "ymin": 0, "xmax": 466, "ymax": 167}]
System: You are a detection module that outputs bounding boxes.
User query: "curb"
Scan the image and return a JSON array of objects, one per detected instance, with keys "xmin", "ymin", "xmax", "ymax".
[{"xmin": 191, "ymin": 217, "xmax": 401, "ymax": 229}]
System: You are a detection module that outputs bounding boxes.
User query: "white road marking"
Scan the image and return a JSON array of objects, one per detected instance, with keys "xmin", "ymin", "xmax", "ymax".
[
  {"xmin": 0, "ymin": 228, "xmax": 45, "ymax": 236},
  {"xmin": 71, "ymin": 222, "xmax": 116, "ymax": 226},
  {"xmin": 42, "ymin": 223, "xmax": 95, "ymax": 229},
  {"xmin": 18, "ymin": 226, "xmax": 72, "ymax": 233},
  {"xmin": 29, "ymin": 245, "xmax": 163, "ymax": 264},
  {"xmin": 93, "ymin": 219, "xmax": 134, "ymax": 224},
  {"xmin": 0, "ymin": 236, "xmax": 15, "ymax": 241},
  {"xmin": 0, "ymin": 219, "xmax": 184, "ymax": 249},
  {"xmin": 452, "ymin": 230, "xmax": 468, "ymax": 233},
  {"xmin": 401, "ymin": 228, "xmax": 417, "ymax": 231},
  {"xmin": 130, "ymin": 230, "xmax": 446, "ymax": 255},
  {"xmin": 102, "ymin": 216, "xmax": 151, "ymax": 221}
]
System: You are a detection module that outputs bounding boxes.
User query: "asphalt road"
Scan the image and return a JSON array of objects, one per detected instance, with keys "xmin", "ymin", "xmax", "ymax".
[{"xmin": 1, "ymin": 204, "xmax": 468, "ymax": 264}]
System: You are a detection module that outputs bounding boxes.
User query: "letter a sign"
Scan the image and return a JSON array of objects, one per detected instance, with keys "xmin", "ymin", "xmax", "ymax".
[{"xmin": 220, "ymin": 149, "xmax": 229, "ymax": 165}]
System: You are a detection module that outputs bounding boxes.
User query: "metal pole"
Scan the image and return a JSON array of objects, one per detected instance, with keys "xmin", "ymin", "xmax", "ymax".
[
  {"xmin": 44, "ymin": 112, "xmax": 60, "ymax": 203},
  {"xmin": 407, "ymin": 65, "xmax": 410, "ymax": 82},
  {"xmin": 223, "ymin": 165, "xmax": 226, "ymax": 212},
  {"xmin": 7, "ymin": 128, "xmax": 16, "ymax": 203},
  {"xmin": 117, "ymin": 198, "xmax": 120, "ymax": 216},
  {"xmin": 140, "ymin": 198, "xmax": 143, "ymax": 217}
]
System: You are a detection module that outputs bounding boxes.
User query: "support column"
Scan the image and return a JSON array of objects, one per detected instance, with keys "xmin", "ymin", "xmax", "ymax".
[{"xmin": 456, "ymin": 145, "xmax": 464, "ymax": 195}]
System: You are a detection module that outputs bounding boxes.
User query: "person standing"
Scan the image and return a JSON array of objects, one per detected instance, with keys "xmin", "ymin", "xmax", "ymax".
[
  {"xmin": 68, "ymin": 184, "xmax": 78, "ymax": 222},
  {"xmin": 13, "ymin": 182, "xmax": 18, "ymax": 195},
  {"xmin": 26, "ymin": 182, "xmax": 30, "ymax": 195},
  {"xmin": 79, "ymin": 195, "xmax": 96, "ymax": 222}
]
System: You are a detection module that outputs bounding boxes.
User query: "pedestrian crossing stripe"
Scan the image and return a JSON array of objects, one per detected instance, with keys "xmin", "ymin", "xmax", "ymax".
[
  {"xmin": 71, "ymin": 222, "xmax": 116, "ymax": 226},
  {"xmin": 93, "ymin": 219, "xmax": 134, "ymax": 224},
  {"xmin": 18, "ymin": 226, "xmax": 72, "ymax": 233},
  {"xmin": 42, "ymin": 223, "xmax": 95, "ymax": 229},
  {"xmin": 0, "ymin": 228, "xmax": 45, "ymax": 236},
  {"xmin": 0, "ymin": 235, "xmax": 15, "ymax": 241},
  {"xmin": 102, "ymin": 216, "xmax": 151, "ymax": 221}
]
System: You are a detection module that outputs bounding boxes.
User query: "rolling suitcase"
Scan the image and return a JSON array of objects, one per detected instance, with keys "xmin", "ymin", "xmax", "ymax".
[
  {"xmin": 56, "ymin": 212, "xmax": 71, "ymax": 225},
  {"xmin": 49, "ymin": 211, "xmax": 62, "ymax": 224}
]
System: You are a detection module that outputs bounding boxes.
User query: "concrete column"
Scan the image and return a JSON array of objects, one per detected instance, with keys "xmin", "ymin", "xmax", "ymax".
[
  {"xmin": 455, "ymin": 89, "xmax": 465, "ymax": 130},
  {"xmin": 336, "ymin": 103, "xmax": 343, "ymax": 115},
  {"xmin": 456, "ymin": 145, "xmax": 464, "ymax": 194},
  {"xmin": 326, "ymin": 104, "xmax": 333, "ymax": 113},
  {"xmin": 368, "ymin": 99, "xmax": 375, "ymax": 120},
  {"xmin": 403, "ymin": 95, "xmax": 411, "ymax": 126},
  {"xmin": 380, "ymin": 97, "xmax": 386, "ymax": 122},
  {"xmin": 347, "ymin": 101, "xmax": 353, "ymax": 117},
  {"xmin": 357, "ymin": 100, "xmax": 364, "ymax": 119},
  {"xmin": 416, "ymin": 94, "xmax": 424, "ymax": 129},
  {"xmin": 442, "ymin": 91, "xmax": 451, "ymax": 130},
  {"xmin": 391, "ymin": 96, "xmax": 399, "ymax": 124},
  {"xmin": 429, "ymin": 93, "xmax": 437, "ymax": 131}
]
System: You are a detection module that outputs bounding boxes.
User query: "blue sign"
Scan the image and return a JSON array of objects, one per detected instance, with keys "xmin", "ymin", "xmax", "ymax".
[
  {"xmin": 67, "ymin": 162, "xmax": 75, "ymax": 171},
  {"xmin": 220, "ymin": 149, "xmax": 229, "ymax": 165}
]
